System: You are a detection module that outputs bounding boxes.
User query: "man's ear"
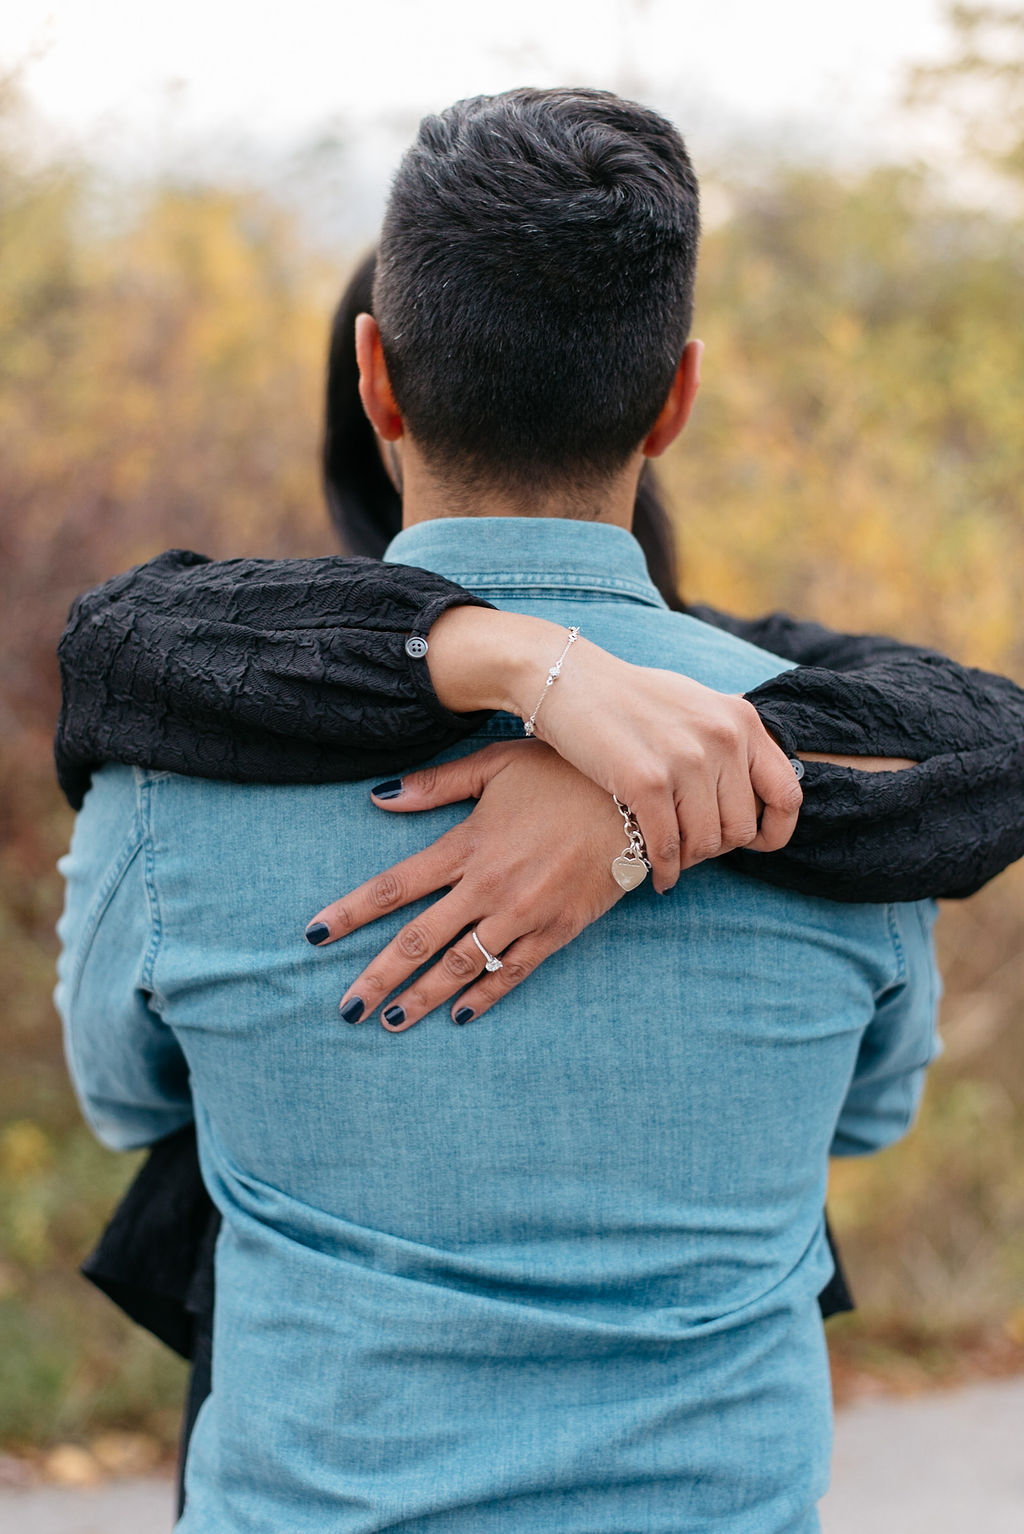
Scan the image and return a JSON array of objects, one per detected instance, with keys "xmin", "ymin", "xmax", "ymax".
[
  {"xmin": 355, "ymin": 313, "xmax": 404, "ymax": 442},
  {"xmin": 642, "ymin": 339, "xmax": 703, "ymax": 459}
]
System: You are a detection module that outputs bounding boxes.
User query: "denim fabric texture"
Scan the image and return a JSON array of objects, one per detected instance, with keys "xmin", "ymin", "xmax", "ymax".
[{"xmin": 56, "ymin": 518, "xmax": 941, "ymax": 1533}]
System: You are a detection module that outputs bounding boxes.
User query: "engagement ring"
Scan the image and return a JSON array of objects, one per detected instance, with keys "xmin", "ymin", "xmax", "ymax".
[{"xmin": 471, "ymin": 931, "xmax": 504, "ymax": 972}]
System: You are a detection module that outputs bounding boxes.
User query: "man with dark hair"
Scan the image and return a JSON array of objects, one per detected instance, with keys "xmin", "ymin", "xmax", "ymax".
[
  {"xmin": 57, "ymin": 89, "xmax": 940, "ymax": 1532},
  {"xmin": 374, "ymin": 88, "xmax": 701, "ymax": 498}
]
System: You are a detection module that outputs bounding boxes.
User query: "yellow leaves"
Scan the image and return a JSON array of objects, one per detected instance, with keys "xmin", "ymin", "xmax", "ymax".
[
  {"xmin": 0, "ymin": 1121, "xmax": 54, "ymax": 1181},
  {"xmin": 0, "ymin": 166, "xmax": 345, "ymax": 741},
  {"xmin": 35, "ymin": 1432, "xmax": 163, "ymax": 1486},
  {"xmin": 668, "ymin": 168, "xmax": 1024, "ymax": 680},
  {"xmin": 824, "ymin": 313, "xmax": 864, "ymax": 356},
  {"xmin": 42, "ymin": 1445, "xmax": 101, "ymax": 1487},
  {"xmin": 89, "ymin": 1431, "xmax": 162, "ymax": 1477},
  {"xmin": 6, "ymin": 1200, "xmax": 51, "ymax": 1269},
  {"xmin": 1, "ymin": 1120, "xmax": 61, "ymax": 1272}
]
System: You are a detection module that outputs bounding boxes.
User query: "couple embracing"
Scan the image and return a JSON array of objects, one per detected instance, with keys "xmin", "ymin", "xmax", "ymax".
[{"xmin": 56, "ymin": 88, "xmax": 1024, "ymax": 1531}]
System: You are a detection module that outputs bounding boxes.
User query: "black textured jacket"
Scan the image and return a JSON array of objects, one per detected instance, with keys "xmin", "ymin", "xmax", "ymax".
[{"xmin": 59, "ymin": 551, "xmax": 1024, "ymax": 1377}]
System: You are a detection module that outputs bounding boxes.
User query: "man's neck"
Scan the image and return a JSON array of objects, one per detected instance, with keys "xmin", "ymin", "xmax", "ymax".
[{"xmin": 397, "ymin": 445, "xmax": 641, "ymax": 530}]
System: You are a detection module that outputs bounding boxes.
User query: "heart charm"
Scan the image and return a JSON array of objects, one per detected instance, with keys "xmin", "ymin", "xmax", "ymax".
[{"xmin": 611, "ymin": 854, "xmax": 648, "ymax": 892}]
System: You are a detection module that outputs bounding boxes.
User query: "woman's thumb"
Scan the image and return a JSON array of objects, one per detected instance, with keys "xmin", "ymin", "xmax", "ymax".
[{"xmin": 369, "ymin": 743, "xmax": 511, "ymax": 811}]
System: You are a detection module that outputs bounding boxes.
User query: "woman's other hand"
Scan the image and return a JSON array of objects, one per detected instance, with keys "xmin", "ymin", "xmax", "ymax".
[
  {"xmin": 537, "ymin": 647, "xmax": 803, "ymax": 890},
  {"xmin": 422, "ymin": 607, "xmax": 803, "ymax": 894},
  {"xmin": 307, "ymin": 742, "xmax": 628, "ymax": 1031}
]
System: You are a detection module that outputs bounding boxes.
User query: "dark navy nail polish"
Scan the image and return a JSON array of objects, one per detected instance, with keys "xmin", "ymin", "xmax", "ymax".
[
  {"xmin": 340, "ymin": 996, "xmax": 364, "ymax": 1024},
  {"xmin": 383, "ymin": 1004, "xmax": 406, "ymax": 1027},
  {"xmin": 372, "ymin": 779, "xmax": 404, "ymax": 800},
  {"xmin": 305, "ymin": 922, "xmax": 330, "ymax": 946},
  {"xmin": 453, "ymin": 1006, "xmax": 474, "ymax": 1026}
]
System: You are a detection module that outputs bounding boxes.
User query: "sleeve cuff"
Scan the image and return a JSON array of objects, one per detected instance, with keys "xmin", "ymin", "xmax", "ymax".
[
  {"xmin": 402, "ymin": 590, "xmax": 498, "ymax": 734},
  {"xmin": 745, "ymin": 695, "xmax": 800, "ymax": 757}
]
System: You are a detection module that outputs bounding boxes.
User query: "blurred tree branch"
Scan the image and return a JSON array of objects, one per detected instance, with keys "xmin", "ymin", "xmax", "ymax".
[{"xmin": 908, "ymin": 5, "xmax": 1024, "ymax": 185}]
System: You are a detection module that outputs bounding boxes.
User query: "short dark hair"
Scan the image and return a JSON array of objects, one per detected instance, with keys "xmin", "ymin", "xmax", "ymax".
[
  {"xmin": 323, "ymin": 251, "xmax": 686, "ymax": 606},
  {"xmin": 374, "ymin": 88, "xmax": 700, "ymax": 493}
]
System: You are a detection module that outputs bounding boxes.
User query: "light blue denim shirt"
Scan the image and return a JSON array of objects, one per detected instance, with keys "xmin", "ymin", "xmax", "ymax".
[{"xmin": 56, "ymin": 518, "xmax": 941, "ymax": 1533}]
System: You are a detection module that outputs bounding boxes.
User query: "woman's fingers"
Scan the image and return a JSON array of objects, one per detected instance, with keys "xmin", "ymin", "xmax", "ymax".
[
  {"xmin": 713, "ymin": 770, "xmax": 761, "ymax": 857},
  {"xmin": 746, "ymin": 738, "xmax": 803, "ymax": 852},
  {"xmin": 305, "ymin": 831, "xmax": 464, "ymax": 947},
  {"xmin": 676, "ymin": 777, "xmax": 726, "ymax": 871},
  {"xmin": 311, "ymin": 744, "xmax": 625, "ymax": 1033},
  {"xmin": 307, "ymin": 745, "xmax": 525, "ymax": 945},
  {"xmin": 632, "ymin": 769, "xmax": 721, "ymax": 882},
  {"xmin": 369, "ymin": 742, "xmax": 522, "ymax": 814},
  {"xmin": 335, "ymin": 889, "xmax": 481, "ymax": 1025},
  {"xmin": 445, "ymin": 930, "xmax": 564, "ymax": 1024},
  {"xmin": 373, "ymin": 920, "xmax": 521, "ymax": 1032},
  {"xmin": 628, "ymin": 790, "xmax": 681, "ymax": 893}
]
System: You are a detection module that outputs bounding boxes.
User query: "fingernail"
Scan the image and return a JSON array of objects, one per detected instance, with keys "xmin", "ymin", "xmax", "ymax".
[
  {"xmin": 382, "ymin": 1004, "xmax": 406, "ymax": 1027},
  {"xmin": 453, "ymin": 1006, "xmax": 474, "ymax": 1026},
  {"xmin": 340, "ymin": 996, "xmax": 365, "ymax": 1024},
  {"xmin": 305, "ymin": 921, "xmax": 330, "ymax": 945},
  {"xmin": 371, "ymin": 779, "xmax": 404, "ymax": 800}
]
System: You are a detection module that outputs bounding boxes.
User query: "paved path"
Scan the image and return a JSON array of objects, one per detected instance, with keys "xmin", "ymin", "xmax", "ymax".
[
  {"xmin": 0, "ymin": 1475, "xmax": 174, "ymax": 1532},
  {"xmin": 3, "ymin": 1377, "xmax": 1022, "ymax": 1532},
  {"xmin": 821, "ymin": 1375, "xmax": 1024, "ymax": 1533}
]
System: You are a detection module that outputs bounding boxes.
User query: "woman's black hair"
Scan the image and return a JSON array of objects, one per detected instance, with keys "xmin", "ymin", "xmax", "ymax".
[
  {"xmin": 321, "ymin": 250, "xmax": 686, "ymax": 611},
  {"xmin": 323, "ymin": 249, "xmax": 404, "ymax": 558},
  {"xmin": 632, "ymin": 466, "xmax": 686, "ymax": 613}
]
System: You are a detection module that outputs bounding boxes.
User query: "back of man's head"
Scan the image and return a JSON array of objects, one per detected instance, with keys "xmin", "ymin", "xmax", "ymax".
[{"xmin": 374, "ymin": 88, "xmax": 700, "ymax": 496}]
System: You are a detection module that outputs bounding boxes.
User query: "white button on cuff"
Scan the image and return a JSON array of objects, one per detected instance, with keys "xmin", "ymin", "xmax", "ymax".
[
  {"xmin": 790, "ymin": 757, "xmax": 805, "ymax": 781},
  {"xmin": 405, "ymin": 636, "xmax": 429, "ymax": 660}
]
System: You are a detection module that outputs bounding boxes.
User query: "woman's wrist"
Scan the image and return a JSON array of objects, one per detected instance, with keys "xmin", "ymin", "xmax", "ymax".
[
  {"xmin": 798, "ymin": 751, "xmax": 917, "ymax": 772},
  {"xmin": 426, "ymin": 606, "xmax": 570, "ymax": 718}
]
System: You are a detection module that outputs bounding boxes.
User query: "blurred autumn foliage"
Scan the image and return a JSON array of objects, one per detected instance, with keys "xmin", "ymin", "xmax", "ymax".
[{"xmin": 1, "ymin": 6, "xmax": 1022, "ymax": 1453}]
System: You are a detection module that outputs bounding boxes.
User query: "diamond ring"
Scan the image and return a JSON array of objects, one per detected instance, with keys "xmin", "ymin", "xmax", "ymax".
[{"xmin": 471, "ymin": 931, "xmax": 504, "ymax": 973}]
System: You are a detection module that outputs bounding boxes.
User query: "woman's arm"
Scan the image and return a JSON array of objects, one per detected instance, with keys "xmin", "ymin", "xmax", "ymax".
[
  {"xmin": 55, "ymin": 550, "xmax": 496, "ymax": 811},
  {"xmin": 56, "ymin": 552, "xmax": 802, "ymax": 893},
  {"xmin": 690, "ymin": 605, "xmax": 1024, "ymax": 901}
]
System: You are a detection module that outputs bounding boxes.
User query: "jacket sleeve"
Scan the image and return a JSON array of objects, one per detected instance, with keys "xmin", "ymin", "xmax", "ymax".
[
  {"xmin": 55, "ymin": 550, "xmax": 495, "ymax": 811},
  {"xmin": 689, "ymin": 606, "xmax": 1024, "ymax": 903}
]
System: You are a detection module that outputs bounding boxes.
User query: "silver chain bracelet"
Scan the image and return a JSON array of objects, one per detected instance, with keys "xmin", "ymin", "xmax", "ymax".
[
  {"xmin": 611, "ymin": 796, "xmax": 650, "ymax": 890},
  {"xmin": 523, "ymin": 626, "xmax": 580, "ymax": 737}
]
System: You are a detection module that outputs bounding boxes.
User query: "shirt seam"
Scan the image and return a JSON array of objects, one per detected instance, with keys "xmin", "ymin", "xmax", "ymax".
[
  {"xmin": 134, "ymin": 769, "xmax": 165, "ymax": 1002},
  {"xmin": 65, "ymin": 833, "xmax": 145, "ymax": 1017},
  {"xmin": 439, "ymin": 574, "xmax": 667, "ymax": 607},
  {"xmin": 886, "ymin": 902, "xmax": 908, "ymax": 987}
]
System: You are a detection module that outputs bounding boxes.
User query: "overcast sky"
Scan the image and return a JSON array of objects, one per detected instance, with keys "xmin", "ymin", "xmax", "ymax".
[
  {"xmin": 4, "ymin": 1, "xmax": 1006, "ymax": 234},
  {"xmin": 7, "ymin": 1, "xmax": 972, "ymax": 146}
]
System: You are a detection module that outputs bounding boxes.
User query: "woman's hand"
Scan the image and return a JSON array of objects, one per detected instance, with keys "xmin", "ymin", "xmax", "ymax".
[
  {"xmin": 535, "ymin": 646, "xmax": 803, "ymax": 889},
  {"xmin": 307, "ymin": 741, "xmax": 630, "ymax": 1031},
  {"xmin": 423, "ymin": 607, "xmax": 803, "ymax": 894}
]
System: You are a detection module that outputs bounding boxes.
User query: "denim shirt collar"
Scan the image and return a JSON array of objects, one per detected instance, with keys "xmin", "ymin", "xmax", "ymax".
[{"xmin": 384, "ymin": 517, "xmax": 667, "ymax": 609}]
